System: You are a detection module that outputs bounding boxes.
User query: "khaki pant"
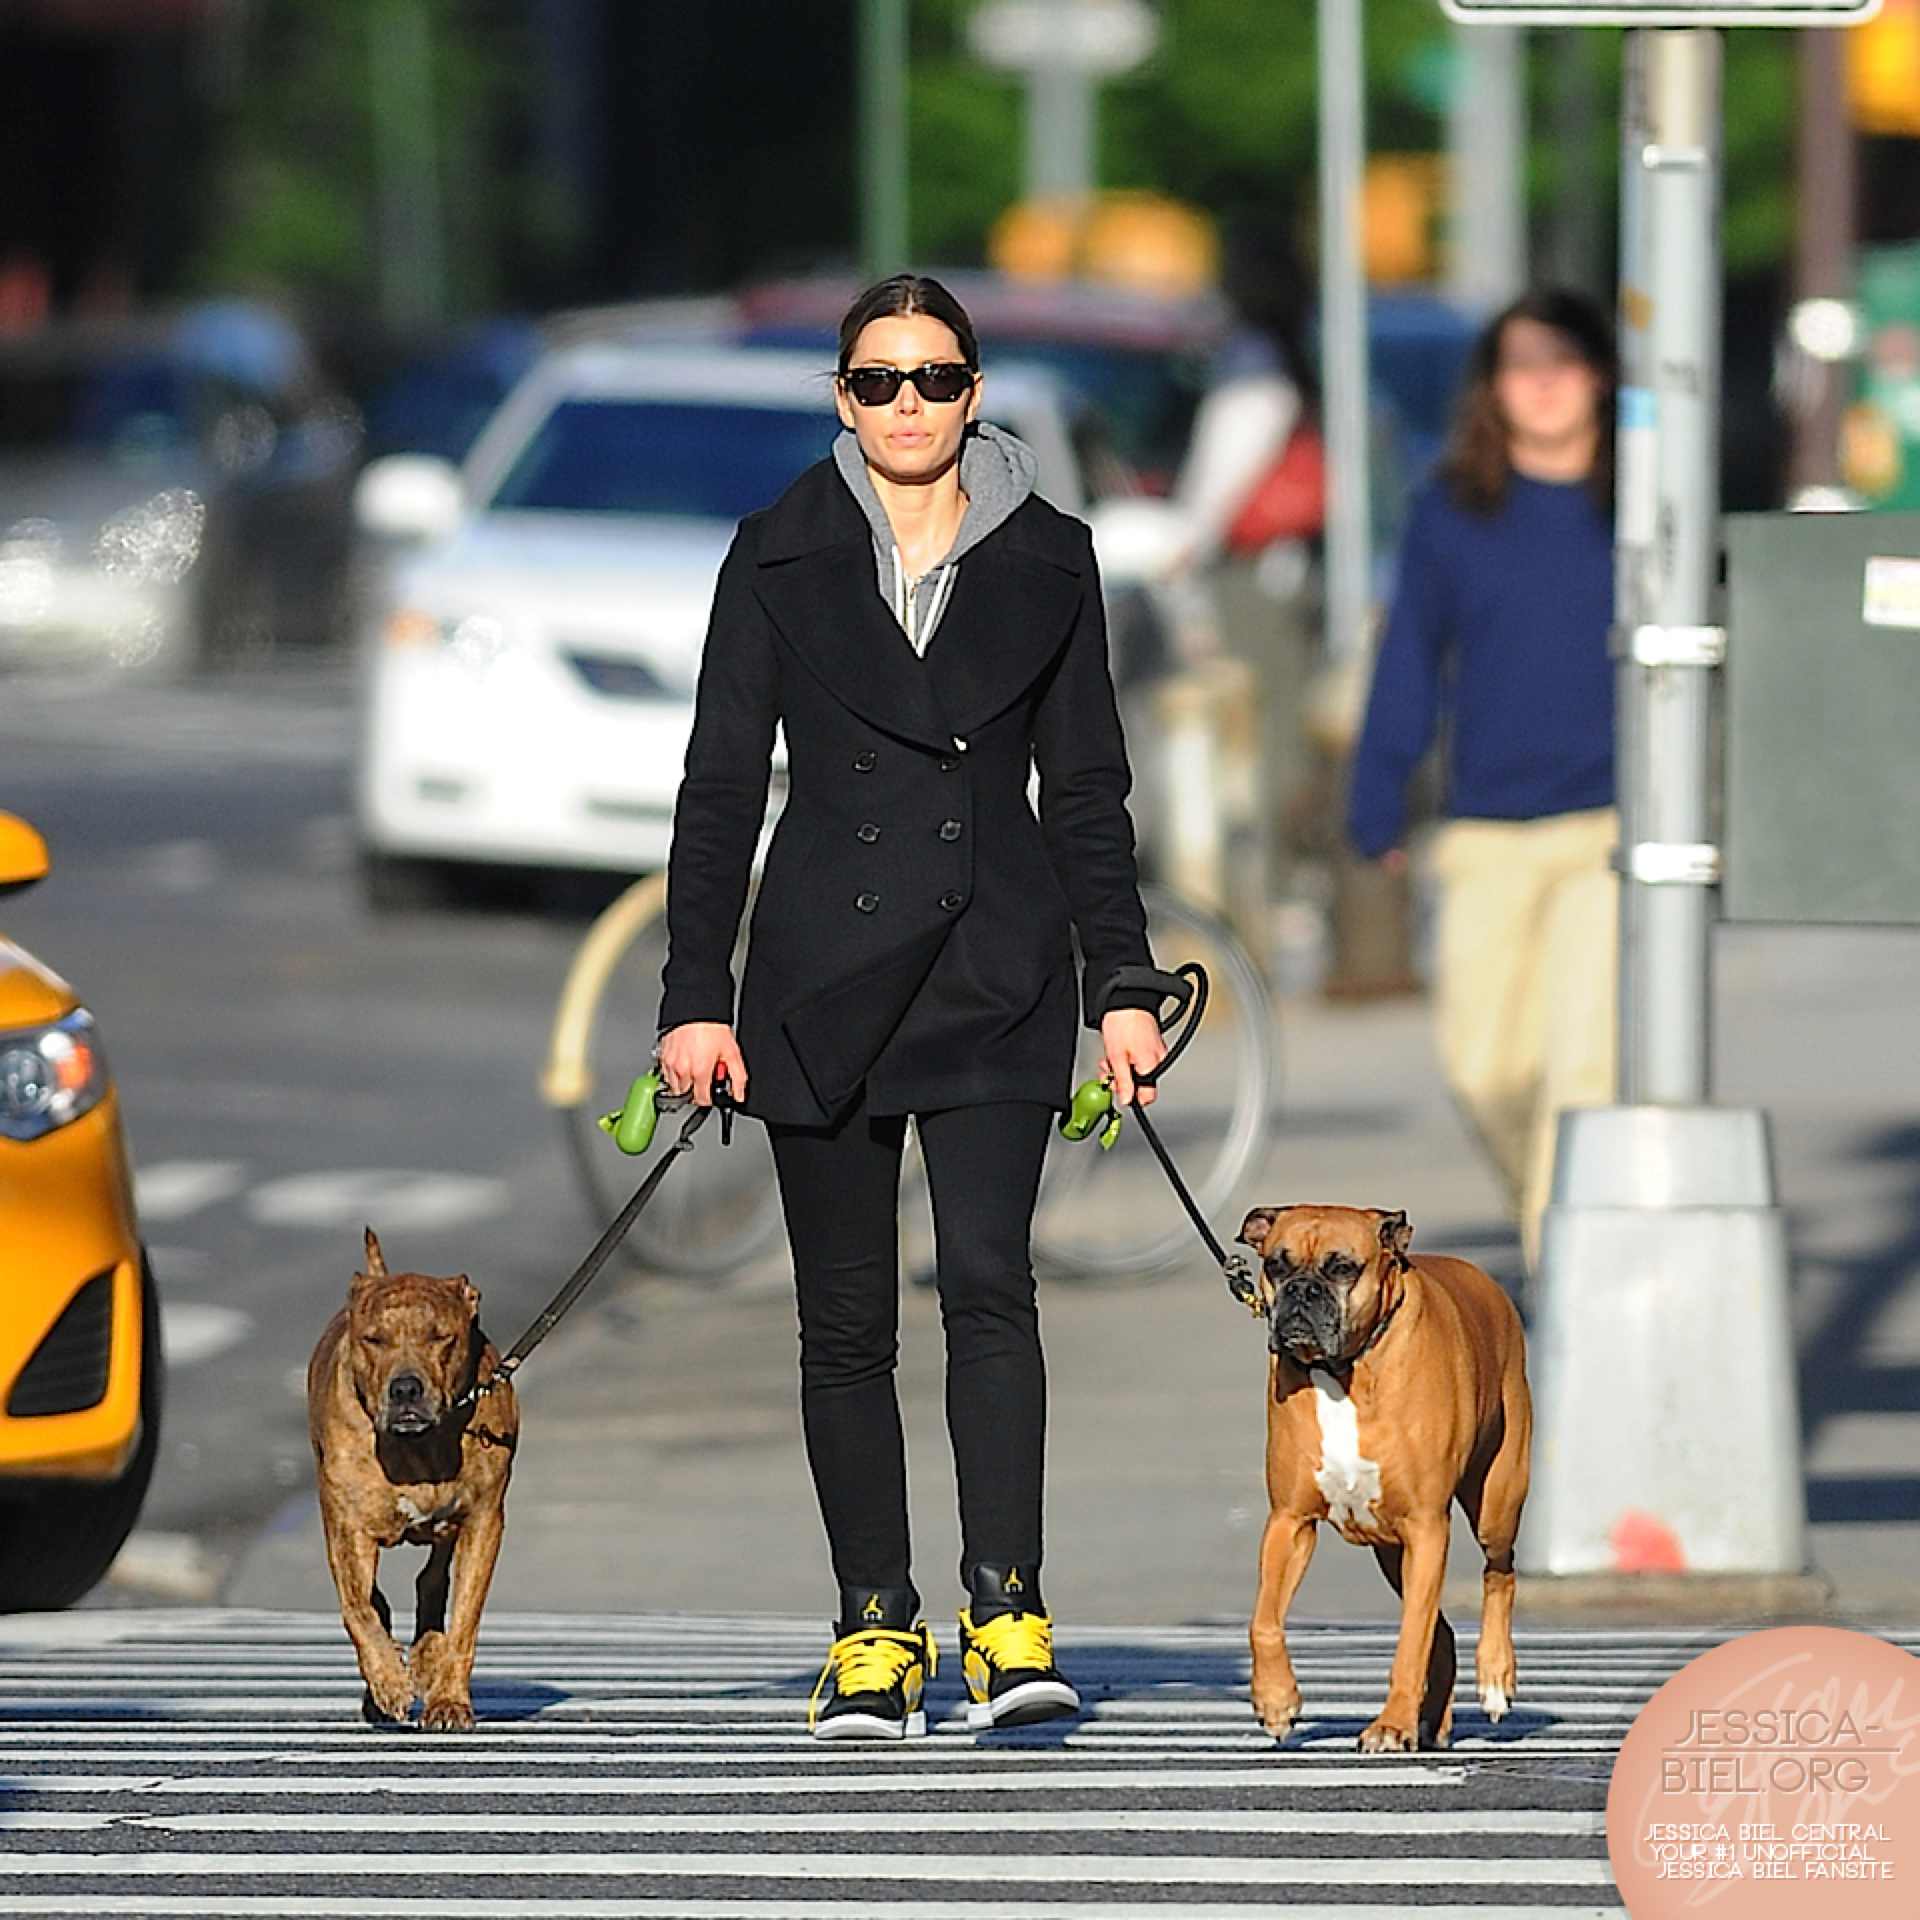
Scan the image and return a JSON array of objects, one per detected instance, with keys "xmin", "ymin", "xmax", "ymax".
[{"xmin": 1429, "ymin": 808, "xmax": 1619, "ymax": 1273}]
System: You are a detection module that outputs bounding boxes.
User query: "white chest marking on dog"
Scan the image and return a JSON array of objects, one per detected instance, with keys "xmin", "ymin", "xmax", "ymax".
[
  {"xmin": 395, "ymin": 1495, "xmax": 431, "ymax": 1526},
  {"xmin": 1309, "ymin": 1369, "xmax": 1383, "ymax": 1532}
]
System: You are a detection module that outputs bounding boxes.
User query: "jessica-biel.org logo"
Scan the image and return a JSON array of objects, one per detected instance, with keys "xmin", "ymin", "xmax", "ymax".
[
  {"xmin": 1662, "ymin": 1705, "xmax": 1888, "ymax": 1796},
  {"xmin": 1607, "ymin": 1625, "xmax": 1920, "ymax": 1915}
]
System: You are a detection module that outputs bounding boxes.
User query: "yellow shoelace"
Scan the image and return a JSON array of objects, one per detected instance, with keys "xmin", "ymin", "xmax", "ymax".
[
  {"xmin": 965, "ymin": 1608, "xmax": 1056, "ymax": 1675},
  {"xmin": 807, "ymin": 1625, "xmax": 935, "ymax": 1729}
]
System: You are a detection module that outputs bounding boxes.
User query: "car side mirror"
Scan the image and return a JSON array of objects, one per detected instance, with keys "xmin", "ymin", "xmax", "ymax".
[
  {"xmin": 0, "ymin": 814, "xmax": 50, "ymax": 896},
  {"xmin": 353, "ymin": 454, "xmax": 464, "ymax": 542}
]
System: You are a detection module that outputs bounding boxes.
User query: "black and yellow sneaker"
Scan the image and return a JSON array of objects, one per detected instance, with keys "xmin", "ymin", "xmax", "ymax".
[
  {"xmin": 957, "ymin": 1563, "xmax": 1080, "ymax": 1730},
  {"xmin": 808, "ymin": 1586, "xmax": 938, "ymax": 1741}
]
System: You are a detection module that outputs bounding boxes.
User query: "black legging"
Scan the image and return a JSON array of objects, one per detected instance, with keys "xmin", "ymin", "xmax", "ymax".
[{"xmin": 766, "ymin": 1091, "xmax": 1054, "ymax": 1596}]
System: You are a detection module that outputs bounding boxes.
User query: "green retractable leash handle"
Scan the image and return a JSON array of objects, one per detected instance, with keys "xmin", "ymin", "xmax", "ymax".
[
  {"xmin": 1058, "ymin": 962, "xmax": 1205, "ymax": 1150},
  {"xmin": 599, "ymin": 1061, "xmax": 735, "ymax": 1154}
]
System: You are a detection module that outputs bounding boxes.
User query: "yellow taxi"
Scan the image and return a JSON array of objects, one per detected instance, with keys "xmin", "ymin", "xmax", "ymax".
[{"xmin": 0, "ymin": 811, "xmax": 160, "ymax": 1609}]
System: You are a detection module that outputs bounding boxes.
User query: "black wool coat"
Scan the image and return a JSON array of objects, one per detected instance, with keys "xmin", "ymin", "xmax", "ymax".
[{"xmin": 658, "ymin": 456, "xmax": 1158, "ymax": 1127}]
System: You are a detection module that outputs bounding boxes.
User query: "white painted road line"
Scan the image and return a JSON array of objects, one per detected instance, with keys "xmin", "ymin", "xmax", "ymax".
[
  {"xmin": 133, "ymin": 1160, "xmax": 247, "ymax": 1222},
  {"xmin": 0, "ymin": 1766, "xmax": 1464, "ymax": 1798},
  {"xmin": 244, "ymin": 1169, "xmax": 510, "ymax": 1231},
  {"xmin": 156, "ymin": 1302, "xmax": 253, "ymax": 1367},
  {"xmin": 0, "ymin": 1902, "xmax": 1632, "ymax": 1920},
  {"xmin": 0, "ymin": 1807, "xmax": 1607, "ymax": 1836},
  {"xmin": 0, "ymin": 1853, "xmax": 1618, "ymax": 1886}
]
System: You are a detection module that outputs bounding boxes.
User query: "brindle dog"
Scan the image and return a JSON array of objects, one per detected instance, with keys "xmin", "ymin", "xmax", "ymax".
[{"xmin": 307, "ymin": 1228, "xmax": 518, "ymax": 1730}]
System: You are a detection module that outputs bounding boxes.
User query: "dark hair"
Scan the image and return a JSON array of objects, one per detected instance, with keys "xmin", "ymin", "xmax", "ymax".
[
  {"xmin": 836, "ymin": 274, "xmax": 979, "ymax": 375},
  {"xmin": 1218, "ymin": 208, "xmax": 1319, "ymax": 414},
  {"xmin": 1439, "ymin": 287, "xmax": 1617, "ymax": 515}
]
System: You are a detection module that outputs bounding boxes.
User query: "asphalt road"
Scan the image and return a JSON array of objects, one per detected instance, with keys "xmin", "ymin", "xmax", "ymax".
[{"xmin": 3, "ymin": 662, "xmax": 616, "ymax": 1588}]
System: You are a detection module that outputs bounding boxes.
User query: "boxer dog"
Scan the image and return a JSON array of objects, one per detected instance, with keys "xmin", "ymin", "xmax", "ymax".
[
  {"xmin": 1237, "ymin": 1204, "xmax": 1531, "ymax": 1752},
  {"xmin": 308, "ymin": 1229, "xmax": 518, "ymax": 1730}
]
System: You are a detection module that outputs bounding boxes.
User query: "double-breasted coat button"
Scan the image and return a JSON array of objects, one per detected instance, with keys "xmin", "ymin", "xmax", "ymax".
[
  {"xmin": 952, "ymin": 736, "xmax": 969, "ymax": 752},
  {"xmin": 939, "ymin": 890, "xmax": 964, "ymax": 911},
  {"xmin": 856, "ymin": 822, "xmax": 881, "ymax": 843},
  {"xmin": 853, "ymin": 750, "xmax": 877, "ymax": 772},
  {"xmin": 855, "ymin": 891, "xmax": 880, "ymax": 913},
  {"xmin": 938, "ymin": 757, "xmax": 957, "ymax": 772},
  {"xmin": 938, "ymin": 819, "xmax": 962, "ymax": 841}
]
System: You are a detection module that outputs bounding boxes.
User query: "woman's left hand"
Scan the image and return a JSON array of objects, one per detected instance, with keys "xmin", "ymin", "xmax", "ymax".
[{"xmin": 1099, "ymin": 1009, "xmax": 1167, "ymax": 1108}]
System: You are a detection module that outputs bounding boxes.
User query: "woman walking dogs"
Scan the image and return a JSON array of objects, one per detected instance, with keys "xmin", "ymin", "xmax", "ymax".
[{"xmin": 656, "ymin": 276, "xmax": 1167, "ymax": 1739}]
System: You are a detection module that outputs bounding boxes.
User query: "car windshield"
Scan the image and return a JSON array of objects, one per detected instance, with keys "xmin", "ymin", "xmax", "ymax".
[
  {"xmin": 0, "ymin": 356, "xmax": 198, "ymax": 457},
  {"xmin": 487, "ymin": 398, "xmax": 839, "ymax": 519},
  {"xmin": 369, "ymin": 366, "xmax": 521, "ymax": 465}
]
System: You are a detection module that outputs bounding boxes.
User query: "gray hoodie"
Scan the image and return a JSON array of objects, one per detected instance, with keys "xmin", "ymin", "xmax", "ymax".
[{"xmin": 832, "ymin": 421, "xmax": 1040, "ymax": 656}]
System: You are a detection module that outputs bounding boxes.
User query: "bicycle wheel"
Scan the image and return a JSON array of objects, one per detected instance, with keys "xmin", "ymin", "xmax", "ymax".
[
  {"xmin": 1032, "ymin": 884, "xmax": 1277, "ymax": 1280},
  {"xmin": 543, "ymin": 872, "xmax": 785, "ymax": 1279}
]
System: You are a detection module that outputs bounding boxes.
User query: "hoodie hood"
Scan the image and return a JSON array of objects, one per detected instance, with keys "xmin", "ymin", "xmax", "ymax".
[{"xmin": 832, "ymin": 420, "xmax": 1039, "ymax": 655}]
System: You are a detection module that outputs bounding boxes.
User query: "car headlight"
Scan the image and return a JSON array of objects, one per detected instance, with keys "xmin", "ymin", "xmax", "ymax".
[
  {"xmin": 382, "ymin": 608, "xmax": 514, "ymax": 673},
  {"xmin": 0, "ymin": 1008, "xmax": 109, "ymax": 1142}
]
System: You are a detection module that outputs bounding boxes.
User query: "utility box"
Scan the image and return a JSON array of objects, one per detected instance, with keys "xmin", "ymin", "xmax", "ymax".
[{"xmin": 1722, "ymin": 510, "xmax": 1920, "ymax": 925}]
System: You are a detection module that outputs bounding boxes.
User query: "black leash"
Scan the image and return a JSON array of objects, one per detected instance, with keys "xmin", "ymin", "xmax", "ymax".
[
  {"xmin": 1100, "ymin": 961, "xmax": 1261, "ymax": 1319},
  {"xmin": 451, "ymin": 1088, "xmax": 735, "ymax": 1413},
  {"xmin": 1125, "ymin": 1095, "xmax": 1259, "ymax": 1314}
]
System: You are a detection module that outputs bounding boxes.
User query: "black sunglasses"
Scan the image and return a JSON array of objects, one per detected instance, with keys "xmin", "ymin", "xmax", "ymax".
[{"xmin": 840, "ymin": 361, "xmax": 976, "ymax": 407}]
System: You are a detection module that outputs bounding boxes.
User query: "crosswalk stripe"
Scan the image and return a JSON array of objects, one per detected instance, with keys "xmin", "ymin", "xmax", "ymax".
[
  {"xmin": 0, "ymin": 1903, "xmax": 1632, "ymax": 1919},
  {"xmin": 0, "ymin": 1767, "xmax": 1459, "ymax": 1796},
  {"xmin": 2, "ymin": 1807, "xmax": 1605, "ymax": 1835},
  {"xmin": 0, "ymin": 1853, "xmax": 1617, "ymax": 1886},
  {"xmin": 0, "ymin": 1657, "xmax": 1689, "ymax": 1686},
  {"xmin": 0, "ymin": 1696, "xmax": 1644, "ymax": 1727}
]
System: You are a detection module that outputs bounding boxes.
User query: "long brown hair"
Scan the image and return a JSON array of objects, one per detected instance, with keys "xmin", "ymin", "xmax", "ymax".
[{"xmin": 1439, "ymin": 288, "xmax": 1617, "ymax": 515}]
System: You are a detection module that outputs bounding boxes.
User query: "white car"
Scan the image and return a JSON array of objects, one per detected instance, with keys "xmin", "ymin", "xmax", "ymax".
[{"xmin": 351, "ymin": 344, "xmax": 1101, "ymax": 904}]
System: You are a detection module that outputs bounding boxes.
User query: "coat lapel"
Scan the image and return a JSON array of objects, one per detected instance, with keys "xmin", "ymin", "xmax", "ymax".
[
  {"xmin": 751, "ymin": 461, "xmax": 1085, "ymax": 751},
  {"xmin": 755, "ymin": 545, "xmax": 959, "ymax": 754},
  {"xmin": 753, "ymin": 464, "xmax": 958, "ymax": 754},
  {"xmin": 926, "ymin": 525, "xmax": 1084, "ymax": 737}
]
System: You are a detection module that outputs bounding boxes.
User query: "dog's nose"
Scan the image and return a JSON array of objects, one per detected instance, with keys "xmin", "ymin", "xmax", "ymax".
[{"xmin": 389, "ymin": 1372, "xmax": 425, "ymax": 1405}]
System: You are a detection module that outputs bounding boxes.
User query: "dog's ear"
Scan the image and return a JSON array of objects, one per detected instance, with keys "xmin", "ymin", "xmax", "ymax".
[
  {"xmin": 1374, "ymin": 1209, "xmax": 1413, "ymax": 1260},
  {"xmin": 362, "ymin": 1227, "xmax": 388, "ymax": 1281},
  {"xmin": 1237, "ymin": 1206, "xmax": 1284, "ymax": 1251},
  {"xmin": 456, "ymin": 1275, "xmax": 481, "ymax": 1314}
]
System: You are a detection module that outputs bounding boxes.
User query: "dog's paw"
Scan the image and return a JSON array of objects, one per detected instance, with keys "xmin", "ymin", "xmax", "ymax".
[
  {"xmin": 1252, "ymin": 1687, "xmax": 1303, "ymax": 1743},
  {"xmin": 1357, "ymin": 1713, "xmax": 1419, "ymax": 1754},
  {"xmin": 421, "ymin": 1694, "xmax": 476, "ymax": 1733},
  {"xmin": 1420, "ymin": 1710, "xmax": 1453, "ymax": 1751},
  {"xmin": 361, "ymin": 1679, "xmax": 415, "ymax": 1726},
  {"xmin": 408, "ymin": 1630, "xmax": 447, "ymax": 1692},
  {"xmin": 1478, "ymin": 1680, "xmax": 1512, "ymax": 1722}
]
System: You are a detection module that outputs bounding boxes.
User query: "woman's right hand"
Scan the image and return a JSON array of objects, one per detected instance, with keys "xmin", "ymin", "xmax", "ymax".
[{"xmin": 657, "ymin": 1022, "xmax": 748, "ymax": 1108}]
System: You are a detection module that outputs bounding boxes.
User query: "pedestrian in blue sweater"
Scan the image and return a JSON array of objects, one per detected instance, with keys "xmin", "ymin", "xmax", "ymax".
[{"xmin": 1347, "ymin": 289, "xmax": 1619, "ymax": 1273}]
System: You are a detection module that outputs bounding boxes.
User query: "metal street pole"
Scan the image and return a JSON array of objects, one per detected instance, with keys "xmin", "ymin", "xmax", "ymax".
[
  {"xmin": 1317, "ymin": 0, "xmax": 1371, "ymax": 664},
  {"xmin": 859, "ymin": 0, "xmax": 909, "ymax": 279},
  {"xmin": 1613, "ymin": 28, "xmax": 1721, "ymax": 1105},
  {"xmin": 1446, "ymin": 22, "xmax": 1527, "ymax": 309},
  {"xmin": 370, "ymin": 0, "xmax": 444, "ymax": 332},
  {"xmin": 1027, "ymin": 52, "xmax": 1096, "ymax": 197}
]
